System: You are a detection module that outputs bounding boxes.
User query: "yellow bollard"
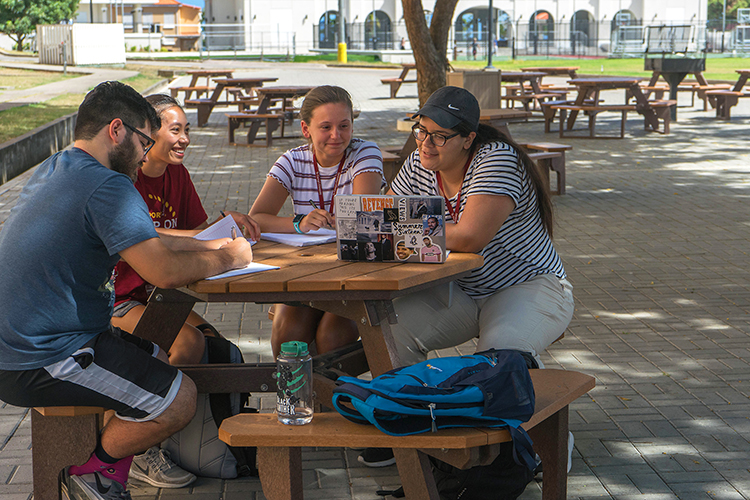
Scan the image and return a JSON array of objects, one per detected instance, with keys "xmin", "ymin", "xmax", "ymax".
[{"xmin": 337, "ymin": 43, "xmax": 347, "ymax": 64}]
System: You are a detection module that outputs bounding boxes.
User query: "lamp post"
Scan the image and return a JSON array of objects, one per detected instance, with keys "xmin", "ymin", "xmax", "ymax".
[
  {"xmin": 486, "ymin": 0, "xmax": 495, "ymax": 69},
  {"xmin": 722, "ymin": 0, "xmax": 726, "ymax": 52}
]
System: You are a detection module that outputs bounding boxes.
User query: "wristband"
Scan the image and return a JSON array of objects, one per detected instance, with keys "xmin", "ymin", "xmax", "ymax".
[{"xmin": 292, "ymin": 214, "xmax": 305, "ymax": 234}]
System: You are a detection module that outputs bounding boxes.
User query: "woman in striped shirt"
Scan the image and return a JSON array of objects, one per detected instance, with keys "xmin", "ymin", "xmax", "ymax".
[
  {"xmin": 249, "ymin": 85, "xmax": 384, "ymax": 357},
  {"xmin": 388, "ymin": 86, "xmax": 574, "ymax": 368}
]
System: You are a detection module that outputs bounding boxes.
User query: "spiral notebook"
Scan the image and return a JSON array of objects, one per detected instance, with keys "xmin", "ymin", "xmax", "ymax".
[{"xmin": 334, "ymin": 194, "xmax": 446, "ymax": 263}]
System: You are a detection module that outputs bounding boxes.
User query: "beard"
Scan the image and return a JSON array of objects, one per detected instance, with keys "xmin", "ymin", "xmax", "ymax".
[{"xmin": 109, "ymin": 138, "xmax": 142, "ymax": 182}]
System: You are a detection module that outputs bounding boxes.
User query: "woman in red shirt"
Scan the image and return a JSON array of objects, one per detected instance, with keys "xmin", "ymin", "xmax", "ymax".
[{"xmin": 112, "ymin": 94, "xmax": 258, "ymax": 365}]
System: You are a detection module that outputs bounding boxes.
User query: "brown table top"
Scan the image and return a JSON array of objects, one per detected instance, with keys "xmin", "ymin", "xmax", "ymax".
[
  {"xmin": 480, "ymin": 108, "xmax": 532, "ymax": 120},
  {"xmin": 213, "ymin": 77, "xmax": 278, "ymax": 86},
  {"xmin": 186, "ymin": 69, "xmax": 235, "ymax": 76},
  {"xmin": 187, "ymin": 240, "xmax": 484, "ymax": 299},
  {"xmin": 568, "ymin": 76, "xmax": 643, "ymax": 87},
  {"xmin": 255, "ymin": 86, "xmax": 316, "ymax": 97},
  {"xmin": 501, "ymin": 71, "xmax": 547, "ymax": 81},
  {"xmin": 520, "ymin": 66, "xmax": 579, "ymax": 73}
]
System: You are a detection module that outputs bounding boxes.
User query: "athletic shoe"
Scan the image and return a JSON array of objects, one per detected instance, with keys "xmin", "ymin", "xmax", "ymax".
[
  {"xmin": 533, "ymin": 431, "xmax": 575, "ymax": 479},
  {"xmin": 128, "ymin": 446, "xmax": 196, "ymax": 489},
  {"xmin": 357, "ymin": 448, "xmax": 396, "ymax": 467},
  {"xmin": 63, "ymin": 471, "xmax": 131, "ymax": 500}
]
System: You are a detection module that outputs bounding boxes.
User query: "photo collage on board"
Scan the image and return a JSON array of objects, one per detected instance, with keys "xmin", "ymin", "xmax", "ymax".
[{"xmin": 335, "ymin": 195, "xmax": 446, "ymax": 263}]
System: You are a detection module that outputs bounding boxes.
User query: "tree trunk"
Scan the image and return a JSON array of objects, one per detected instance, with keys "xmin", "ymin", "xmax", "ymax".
[
  {"xmin": 401, "ymin": 0, "xmax": 459, "ymax": 106},
  {"xmin": 11, "ymin": 34, "xmax": 26, "ymax": 52}
]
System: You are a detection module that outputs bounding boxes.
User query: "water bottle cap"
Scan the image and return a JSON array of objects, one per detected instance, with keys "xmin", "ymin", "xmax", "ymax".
[{"xmin": 280, "ymin": 341, "xmax": 309, "ymax": 356}]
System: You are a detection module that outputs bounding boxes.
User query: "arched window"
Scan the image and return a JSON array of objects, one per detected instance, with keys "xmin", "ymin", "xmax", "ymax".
[
  {"xmin": 365, "ymin": 10, "xmax": 391, "ymax": 49},
  {"xmin": 318, "ymin": 10, "xmax": 340, "ymax": 49},
  {"xmin": 571, "ymin": 10, "xmax": 596, "ymax": 48},
  {"xmin": 529, "ymin": 10, "xmax": 555, "ymax": 44},
  {"xmin": 454, "ymin": 7, "xmax": 511, "ymax": 43}
]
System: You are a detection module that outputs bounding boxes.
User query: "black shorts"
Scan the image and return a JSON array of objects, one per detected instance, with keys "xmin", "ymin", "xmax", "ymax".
[{"xmin": 0, "ymin": 327, "xmax": 181, "ymax": 422}]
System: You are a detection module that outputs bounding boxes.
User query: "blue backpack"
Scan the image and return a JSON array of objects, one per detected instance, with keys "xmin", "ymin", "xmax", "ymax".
[{"xmin": 331, "ymin": 349, "xmax": 537, "ymax": 470}]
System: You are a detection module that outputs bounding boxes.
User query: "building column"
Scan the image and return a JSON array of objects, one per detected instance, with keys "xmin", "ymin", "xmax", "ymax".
[{"xmin": 244, "ymin": 0, "xmax": 251, "ymax": 51}]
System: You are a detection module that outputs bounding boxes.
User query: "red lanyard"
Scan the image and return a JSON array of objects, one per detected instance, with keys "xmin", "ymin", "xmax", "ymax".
[
  {"xmin": 311, "ymin": 151, "xmax": 346, "ymax": 215},
  {"xmin": 436, "ymin": 154, "xmax": 472, "ymax": 222}
]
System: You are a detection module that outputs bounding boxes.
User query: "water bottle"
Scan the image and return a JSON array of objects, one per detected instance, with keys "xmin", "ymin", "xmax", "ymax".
[{"xmin": 276, "ymin": 341, "xmax": 313, "ymax": 425}]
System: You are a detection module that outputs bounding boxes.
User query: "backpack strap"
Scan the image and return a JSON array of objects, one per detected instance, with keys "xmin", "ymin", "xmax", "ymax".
[
  {"xmin": 331, "ymin": 384, "xmax": 373, "ymax": 424},
  {"xmin": 508, "ymin": 426, "xmax": 537, "ymax": 471}
]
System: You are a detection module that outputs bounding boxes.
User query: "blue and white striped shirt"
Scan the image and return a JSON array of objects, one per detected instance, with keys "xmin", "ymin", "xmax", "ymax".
[{"xmin": 391, "ymin": 141, "xmax": 566, "ymax": 298}]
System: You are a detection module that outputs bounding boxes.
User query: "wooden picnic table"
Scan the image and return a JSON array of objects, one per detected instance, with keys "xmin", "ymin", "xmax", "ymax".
[
  {"xmin": 500, "ymin": 71, "xmax": 564, "ymax": 112},
  {"xmin": 185, "ymin": 69, "xmax": 235, "ymax": 87},
  {"xmin": 232, "ymin": 85, "xmax": 315, "ymax": 145},
  {"xmin": 520, "ymin": 66, "xmax": 579, "ymax": 79},
  {"xmin": 213, "ymin": 76, "xmax": 279, "ymax": 97},
  {"xmin": 173, "ymin": 69, "xmax": 236, "ymax": 100},
  {"xmin": 131, "ymin": 240, "xmax": 484, "ymax": 498},
  {"xmin": 731, "ymin": 69, "xmax": 750, "ymax": 91},
  {"xmin": 565, "ymin": 76, "xmax": 661, "ymax": 132},
  {"xmin": 382, "ymin": 63, "xmax": 417, "ymax": 98}
]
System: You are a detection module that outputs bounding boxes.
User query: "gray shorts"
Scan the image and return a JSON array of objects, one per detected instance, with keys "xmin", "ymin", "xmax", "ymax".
[{"xmin": 112, "ymin": 300, "xmax": 142, "ymax": 318}]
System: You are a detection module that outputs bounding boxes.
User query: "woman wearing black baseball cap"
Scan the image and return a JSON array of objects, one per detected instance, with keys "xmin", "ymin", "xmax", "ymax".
[{"xmin": 358, "ymin": 86, "xmax": 574, "ymax": 469}]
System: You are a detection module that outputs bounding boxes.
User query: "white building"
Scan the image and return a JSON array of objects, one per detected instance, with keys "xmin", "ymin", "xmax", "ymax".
[{"xmin": 202, "ymin": 0, "xmax": 707, "ymax": 56}]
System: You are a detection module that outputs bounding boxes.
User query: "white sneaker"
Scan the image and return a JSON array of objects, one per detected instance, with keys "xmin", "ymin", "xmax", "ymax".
[
  {"xmin": 63, "ymin": 471, "xmax": 131, "ymax": 500},
  {"xmin": 128, "ymin": 447, "xmax": 196, "ymax": 488},
  {"xmin": 567, "ymin": 431, "xmax": 574, "ymax": 473}
]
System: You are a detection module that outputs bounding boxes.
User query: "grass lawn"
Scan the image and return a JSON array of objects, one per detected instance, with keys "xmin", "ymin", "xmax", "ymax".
[
  {"xmin": 0, "ymin": 64, "xmax": 165, "ymax": 145},
  {"xmin": 0, "ymin": 67, "xmax": 79, "ymax": 91},
  {"xmin": 452, "ymin": 55, "xmax": 750, "ymax": 81}
]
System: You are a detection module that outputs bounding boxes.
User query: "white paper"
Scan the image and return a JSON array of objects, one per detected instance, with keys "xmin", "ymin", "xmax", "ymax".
[
  {"xmin": 261, "ymin": 228, "xmax": 337, "ymax": 247},
  {"xmin": 205, "ymin": 262, "xmax": 279, "ymax": 281},
  {"xmin": 194, "ymin": 215, "xmax": 243, "ymax": 241}
]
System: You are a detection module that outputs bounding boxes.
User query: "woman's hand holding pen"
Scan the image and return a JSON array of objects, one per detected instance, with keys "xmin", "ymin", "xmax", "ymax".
[
  {"xmin": 300, "ymin": 209, "xmax": 334, "ymax": 232},
  {"xmin": 220, "ymin": 210, "xmax": 261, "ymax": 241}
]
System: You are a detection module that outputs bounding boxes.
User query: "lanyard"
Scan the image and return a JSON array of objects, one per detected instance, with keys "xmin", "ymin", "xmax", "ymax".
[
  {"xmin": 311, "ymin": 151, "xmax": 346, "ymax": 215},
  {"xmin": 436, "ymin": 154, "xmax": 472, "ymax": 222}
]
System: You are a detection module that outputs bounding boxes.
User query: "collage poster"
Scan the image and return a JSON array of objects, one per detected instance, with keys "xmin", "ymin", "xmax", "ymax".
[{"xmin": 334, "ymin": 195, "xmax": 446, "ymax": 264}]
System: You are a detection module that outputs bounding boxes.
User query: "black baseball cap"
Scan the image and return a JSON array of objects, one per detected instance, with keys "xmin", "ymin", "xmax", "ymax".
[{"xmin": 412, "ymin": 86, "xmax": 480, "ymax": 132}]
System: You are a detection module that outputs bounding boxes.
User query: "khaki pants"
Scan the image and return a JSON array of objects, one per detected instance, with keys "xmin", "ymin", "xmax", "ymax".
[{"xmin": 390, "ymin": 274, "xmax": 575, "ymax": 367}]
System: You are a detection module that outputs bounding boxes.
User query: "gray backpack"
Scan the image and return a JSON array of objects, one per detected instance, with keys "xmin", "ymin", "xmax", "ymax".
[{"xmin": 161, "ymin": 336, "xmax": 258, "ymax": 479}]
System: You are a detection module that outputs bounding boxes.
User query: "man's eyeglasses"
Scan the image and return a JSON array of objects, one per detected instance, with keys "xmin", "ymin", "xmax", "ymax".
[
  {"xmin": 412, "ymin": 126, "xmax": 460, "ymax": 147},
  {"xmin": 122, "ymin": 121, "xmax": 155, "ymax": 155}
]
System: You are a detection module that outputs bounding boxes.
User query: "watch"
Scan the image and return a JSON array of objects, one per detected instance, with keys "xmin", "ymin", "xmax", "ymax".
[{"xmin": 292, "ymin": 214, "xmax": 305, "ymax": 234}]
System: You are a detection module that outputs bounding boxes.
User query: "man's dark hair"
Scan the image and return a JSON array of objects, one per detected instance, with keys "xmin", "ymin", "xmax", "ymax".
[{"xmin": 74, "ymin": 81, "xmax": 160, "ymax": 141}]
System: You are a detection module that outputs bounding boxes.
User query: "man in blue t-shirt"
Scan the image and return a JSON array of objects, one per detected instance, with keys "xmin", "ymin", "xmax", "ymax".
[{"xmin": 0, "ymin": 81, "xmax": 254, "ymax": 500}]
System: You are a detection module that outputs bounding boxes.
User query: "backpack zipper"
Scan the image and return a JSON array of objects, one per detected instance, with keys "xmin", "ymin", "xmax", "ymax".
[{"xmin": 428, "ymin": 403, "xmax": 437, "ymax": 432}]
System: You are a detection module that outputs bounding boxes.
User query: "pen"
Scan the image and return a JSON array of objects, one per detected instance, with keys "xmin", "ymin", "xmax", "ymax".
[
  {"xmin": 309, "ymin": 199, "xmax": 333, "ymax": 229},
  {"xmin": 220, "ymin": 210, "xmax": 227, "ymax": 218}
]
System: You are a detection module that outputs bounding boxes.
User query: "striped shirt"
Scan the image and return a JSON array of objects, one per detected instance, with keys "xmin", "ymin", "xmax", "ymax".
[
  {"xmin": 391, "ymin": 141, "xmax": 566, "ymax": 298},
  {"xmin": 268, "ymin": 138, "xmax": 384, "ymax": 215}
]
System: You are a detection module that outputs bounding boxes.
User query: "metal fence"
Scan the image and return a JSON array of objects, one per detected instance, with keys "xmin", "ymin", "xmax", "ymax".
[{"xmin": 147, "ymin": 18, "xmax": 750, "ymax": 58}]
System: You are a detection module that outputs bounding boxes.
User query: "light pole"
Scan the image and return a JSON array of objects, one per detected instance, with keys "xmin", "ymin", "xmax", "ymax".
[
  {"xmin": 486, "ymin": 0, "xmax": 495, "ymax": 69},
  {"xmin": 722, "ymin": 0, "xmax": 727, "ymax": 52}
]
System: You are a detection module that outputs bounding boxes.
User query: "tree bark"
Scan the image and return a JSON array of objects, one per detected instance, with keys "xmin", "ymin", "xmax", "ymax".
[{"xmin": 402, "ymin": 0, "xmax": 459, "ymax": 106}]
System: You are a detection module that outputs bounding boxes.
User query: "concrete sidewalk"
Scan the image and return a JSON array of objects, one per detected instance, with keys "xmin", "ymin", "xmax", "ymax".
[{"xmin": 2, "ymin": 61, "xmax": 750, "ymax": 500}]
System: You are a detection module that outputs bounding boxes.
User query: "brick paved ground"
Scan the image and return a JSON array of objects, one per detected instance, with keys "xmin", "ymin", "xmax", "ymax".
[{"xmin": 2, "ymin": 61, "xmax": 750, "ymax": 500}]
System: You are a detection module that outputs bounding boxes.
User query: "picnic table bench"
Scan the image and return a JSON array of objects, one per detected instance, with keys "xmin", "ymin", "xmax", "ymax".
[
  {"xmin": 219, "ymin": 368, "xmax": 595, "ymax": 500},
  {"xmin": 702, "ymin": 70, "xmax": 750, "ymax": 119},
  {"xmin": 550, "ymin": 100, "xmax": 675, "ymax": 138},
  {"xmin": 381, "ymin": 63, "xmax": 417, "ymax": 98}
]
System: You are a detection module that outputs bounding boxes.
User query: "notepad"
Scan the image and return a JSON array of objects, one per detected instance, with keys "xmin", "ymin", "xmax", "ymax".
[
  {"xmin": 261, "ymin": 228, "xmax": 337, "ymax": 247},
  {"xmin": 205, "ymin": 262, "xmax": 279, "ymax": 281},
  {"xmin": 194, "ymin": 215, "xmax": 244, "ymax": 241}
]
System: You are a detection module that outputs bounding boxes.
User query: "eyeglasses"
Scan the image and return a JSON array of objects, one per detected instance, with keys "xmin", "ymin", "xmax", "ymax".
[
  {"xmin": 412, "ymin": 126, "xmax": 460, "ymax": 147},
  {"xmin": 122, "ymin": 121, "xmax": 155, "ymax": 155}
]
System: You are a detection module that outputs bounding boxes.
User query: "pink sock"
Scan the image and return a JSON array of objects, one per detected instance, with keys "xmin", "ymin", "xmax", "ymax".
[{"xmin": 69, "ymin": 453, "xmax": 133, "ymax": 487}]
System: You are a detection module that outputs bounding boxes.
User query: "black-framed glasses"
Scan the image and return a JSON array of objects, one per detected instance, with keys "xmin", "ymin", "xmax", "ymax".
[
  {"xmin": 412, "ymin": 126, "xmax": 460, "ymax": 147},
  {"xmin": 122, "ymin": 121, "xmax": 155, "ymax": 155}
]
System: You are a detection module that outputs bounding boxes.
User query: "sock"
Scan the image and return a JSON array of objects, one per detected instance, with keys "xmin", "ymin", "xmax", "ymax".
[{"xmin": 69, "ymin": 450, "xmax": 134, "ymax": 488}]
